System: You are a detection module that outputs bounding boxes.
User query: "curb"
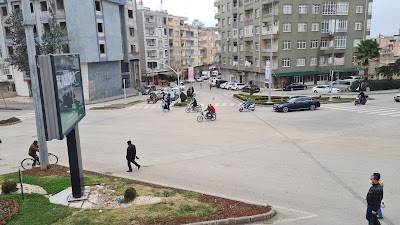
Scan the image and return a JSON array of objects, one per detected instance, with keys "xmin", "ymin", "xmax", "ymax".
[{"xmin": 185, "ymin": 209, "xmax": 276, "ymax": 225}]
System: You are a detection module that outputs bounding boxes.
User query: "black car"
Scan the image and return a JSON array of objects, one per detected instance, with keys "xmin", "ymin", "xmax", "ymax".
[
  {"xmin": 216, "ymin": 80, "xmax": 228, "ymax": 88},
  {"xmin": 273, "ymin": 96, "xmax": 320, "ymax": 113},
  {"xmin": 283, "ymin": 83, "xmax": 307, "ymax": 91},
  {"xmin": 242, "ymin": 85, "xmax": 260, "ymax": 93}
]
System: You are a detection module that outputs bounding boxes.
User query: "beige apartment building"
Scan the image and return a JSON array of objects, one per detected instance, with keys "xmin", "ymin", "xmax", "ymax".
[
  {"xmin": 199, "ymin": 28, "xmax": 218, "ymax": 71},
  {"xmin": 369, "ymin": 35, "xmax": 400, "ymax": 79},
  {"xmin": 168, "ymin": 15, "xmax": 202, "ymax": 79},
  {"xmin": 215, "ymin": 0, "xmax": 373, "ymax": 87}
]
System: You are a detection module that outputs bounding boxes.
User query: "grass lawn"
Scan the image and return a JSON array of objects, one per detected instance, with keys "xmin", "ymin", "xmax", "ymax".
[{"xmin": 0, "ymin": 172, "xmax": 217, "ymax": 225}]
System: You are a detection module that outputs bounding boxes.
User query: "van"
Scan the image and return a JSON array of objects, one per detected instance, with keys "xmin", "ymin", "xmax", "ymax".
[
  {"xmin": 211, "ymin": 70, "xmax": 219, "ymax": 77},
  {"xmin": 332, "ymin": 80, "xmax": 354, "ymax": 92}
]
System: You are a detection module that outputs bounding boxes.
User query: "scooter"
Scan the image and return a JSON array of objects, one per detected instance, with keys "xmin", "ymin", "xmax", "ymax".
[
  {"xmin": 355, "ymin": 96, "xmax": 368, "ymax": 105},
  {"xmin": 197, "ymin": 111, "xmax": 216, "ymax": 122},
  {"xmin": 239, "ymin": 103, "xmax": 255, "ymax": 112}
]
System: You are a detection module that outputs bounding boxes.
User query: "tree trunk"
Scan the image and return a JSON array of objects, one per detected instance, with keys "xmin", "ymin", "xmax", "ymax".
[{"xmin": 364, "ymin": 66, "xmax": 369, "ymax": 87}]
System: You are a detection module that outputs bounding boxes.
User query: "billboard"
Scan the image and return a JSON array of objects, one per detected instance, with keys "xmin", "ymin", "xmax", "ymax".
[
  {"xmin": 265, "ymin": 61, "xmax": 271, "ymax": 84},
  {"xmin": 188, "ymin": 67, "xmax": 195, "ymax": 82},
  {"xmin": 38, "ymin": 54, "xmax": 85, "ymax": 140}
]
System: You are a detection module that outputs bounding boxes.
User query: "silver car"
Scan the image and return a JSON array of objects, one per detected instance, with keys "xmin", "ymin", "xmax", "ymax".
[
  {"xmin": 394, "ymin": 93, "xmax": 400, "ymax": 102},
  {"xmin": 331, "ymin": 80, "xmax": 354, "ymax": 92}
]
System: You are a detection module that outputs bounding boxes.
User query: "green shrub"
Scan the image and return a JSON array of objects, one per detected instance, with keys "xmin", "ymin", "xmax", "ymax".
[
  {"xmin": 0, "ymin": 117, "xmax": 21, "ymax": 125},
  {"xmin": 351, "ymin": 80, "xmax": 400, "ymax": 92},
  {"xmin": 174, "ymin": 102, "xmax": 189, "ymax": 107},
  {"xmin": 1, "ymin": 180, "xmax": 17, "ymax": 194},
  {"xmin": 124, "ymin": 187, "xmax": 137, "ymax": 202},
  {"xmin": 180, "ymin": 92, "xmax": 187, "ymax": 103}
]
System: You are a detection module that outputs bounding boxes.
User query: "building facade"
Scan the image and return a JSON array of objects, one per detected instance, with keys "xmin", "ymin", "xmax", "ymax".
[
  {"xmin": 0, "ymin": 0, "xmax": 130, "ymax": 101},
  {"xmin": 125, "ymin": 0, "xmax": 141, "ymax": 90},
  {"xmin": 136, "ymin": 3, "xmax": 170, "ymax": 84},
  {"xmin": 215, "ymin": 0, "xmax": 373, "ymax": 87},
  {"xmin": 199, "ymin": 28, "xmax": 218, "ymax": 71},
  {"xmin": 368, "ymin": 35, "xmax": 400, "ymax": 79}
]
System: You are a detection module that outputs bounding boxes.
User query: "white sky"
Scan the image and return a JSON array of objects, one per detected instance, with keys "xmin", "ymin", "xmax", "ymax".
[{"xmin": 141, "ymin": 0, "xmax": 399, "ymax": 37}]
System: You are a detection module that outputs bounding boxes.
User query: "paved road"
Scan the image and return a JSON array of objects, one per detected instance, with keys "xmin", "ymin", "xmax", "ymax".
[{"xmin": 0, "ymin": 82, "xmax": 399, "ymax": 225}]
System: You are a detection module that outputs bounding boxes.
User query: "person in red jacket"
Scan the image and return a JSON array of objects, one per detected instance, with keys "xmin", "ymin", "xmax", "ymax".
[{"xmin": 205, "ymin": 104, "xmax": 216, "ymax": 118}]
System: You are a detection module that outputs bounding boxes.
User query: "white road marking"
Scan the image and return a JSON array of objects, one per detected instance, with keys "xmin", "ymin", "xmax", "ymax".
[
  {"xmin": 230, "ymin": 103, "xmax": 235, "ymax": 107},
  {"xmin": 222, "ymin": 103, "xmax": 227, "ymax": 107}
]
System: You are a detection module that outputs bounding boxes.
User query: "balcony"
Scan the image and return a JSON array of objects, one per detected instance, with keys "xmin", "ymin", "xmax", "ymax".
[
  {"xmin": 0, "ymin": 75, "xmax": 13, "ymax": 82},
  {"xmin": 261, "ymin": 26, "xmax": 279, "ymax": 36}
]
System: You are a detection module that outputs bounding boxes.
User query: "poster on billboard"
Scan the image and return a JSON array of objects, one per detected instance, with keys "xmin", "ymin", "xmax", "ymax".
[
  {"xmin": 265, "ymin": 61, "xmax": 271, "ymax": 84},
  {"xmin": 188, "ymin": 67, "xmax": 195, "ymax": 82},
  {"xmin": 51, "ymin": 54, "xmax": 86, "ymax": 138}
]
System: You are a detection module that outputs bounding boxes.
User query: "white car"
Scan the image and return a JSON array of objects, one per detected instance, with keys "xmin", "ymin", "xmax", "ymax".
[
  {"xmin": 394, "ymin": 93, "xmax": 400, "ymax": 102},
  {"xmin": 312, "ymin": 85, "xmax": 341, "ymax": 94},
  {"xmin": 225, "ymin": 82, "xmax": 235, "ymax": 90},
  {"xmin": 230, "ymin": 83, "xmax": 246, "ymax": 90},
  {"xmin": 220, "ymin": 82, "xmax": 231, "ymax": 89},
  {"xmin": 195, "ymin": 77, "xmax": 203, "ymax": 82}
]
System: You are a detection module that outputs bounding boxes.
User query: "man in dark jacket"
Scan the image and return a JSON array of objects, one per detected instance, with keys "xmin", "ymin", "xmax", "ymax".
[
  {"xmin": 126, "ymin": 140, "xmax": 140, "ymax": 172},
  {"xmin": 366, "ymin": 173, "xmax": 383, "ymax": 223}
]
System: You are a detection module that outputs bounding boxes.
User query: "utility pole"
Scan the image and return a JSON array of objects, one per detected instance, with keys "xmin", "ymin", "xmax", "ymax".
[
  {"xmin": 21, "ymin": 0, "xmax": 49, "ymax": 169},
  {"xmin": 267, "ymin": 0, "xmax": 274, "ymax": 103}
]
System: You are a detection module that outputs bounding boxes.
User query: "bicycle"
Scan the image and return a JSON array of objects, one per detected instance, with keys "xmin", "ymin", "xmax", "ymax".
[{"xmin": 21, "ymin": 153, "xmax": 59, "ymax": 169}]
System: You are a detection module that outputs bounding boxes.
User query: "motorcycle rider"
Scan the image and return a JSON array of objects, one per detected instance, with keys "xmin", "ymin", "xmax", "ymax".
[
  {"xmin": 358, "ymin": 91, "xmax": 366, "ymax": 104},
  {"xmin": 244, "ymin": 97, "xmax": 252, "ymax": 109},
  {"xmin": 192, "ymin": 98, "xmax": 198, "ymax": 110},
  {"xmin": 205, "ymin": 104, "xmax": 216, "ymax": 118}
]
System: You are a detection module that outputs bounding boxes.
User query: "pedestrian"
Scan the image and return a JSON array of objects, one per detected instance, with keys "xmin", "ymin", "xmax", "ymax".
[
  {"xmin": 187, "ymin": 89, "xmax": 191, "ymax": 98},
  {"xmin": 167, "ymin": 94, "xmax": 171, "ymax": 111},
  {"xmin": 191, "ymin": 86, "xmax": 194, "ymax": 94},
  {"xmin": 126, "ymin": 140, "xmax": 140, "ymax": 172},
  {"xmin": 210, "ymin": 83, "xmax": 212, "ymax": 91},
  {"xmin": 372, "ymin": 173, "xmax": 385, "ymax": 219},
  {"xmin": 161, "ymin": 100, "xmax": 166, "ymax": 112},
  {"xmin": 366, "ymin": 173, "xmax": 383, "ymax": 224}
]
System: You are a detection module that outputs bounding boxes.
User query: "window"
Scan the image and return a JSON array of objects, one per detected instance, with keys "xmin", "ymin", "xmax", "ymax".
[
  {"xmin": 283, "ymin": 23, "xmax": 291, "ymax": 32},
  {"xmin": 310, "ymin": 57, "xmax": 318, "ymax": 66},
  {"xmin": 321, "ymin": 40, "xmax": 328, "ymax": 48},
  {"xmin": 13, "ymin": 4, "xmax": 20, "ymax": 11},
  {"xmin": 128, "ymin": 9, "xmax": 133, "ymax": 18},
  {"xmin": 244, "ymin": 25, "xmax": 253, "ymax": 37},
  {"xmin": 222, "ymin": 5, "xmax": 226, "ymax": 12},
  {"xmin": 255, "ymin": 9, "xmax": 260, "ymax": 18},
  {"xmin": 335, "ymin": 36, "xmax": 347, "ymax": 49},
  {"xmin": 321, "ymin": 19, "xmax": 334, "ymax": 33},
  {"xmin": 222, "ymin": 19, "xmax": 225, "ymax": 26},
  {"xmin": 297, "ymin": 40, "xmax": 306, "ymax": 49},
  {"xmin": 353, "ymin": 39, "xmax": 361, "ymax": 47},
  {"xmin": 228, "ymin": 3, "xmax": 231, "ymax": 10},
  {"xmin": 336, "ymin": 19, "xmax": 348, "ymax": 32},
  {"xmin": 355, "ymin": 22, "xmax": 362, "ymax": 31},
  {"xmin": 367, "ymin": 19, "xmax": 371, "ymax": 31},
  {"xmin": 312, "ymin": 5, "xmax": 320, "ymax": 14},
  {"xmin": 356, "ymin": 5, "xmax": 364, "ymax": 14},
  {"xmin": 297, "ymin": 58, "xmax": 306, "ymax": 66},
  {"xmin": 239, "ymin": 44, "xmax": 243, "ymax": 51},
  {"xmin": 299, "ymin": 5, "xmax": 307, "ymax": 14},
  {"xmin": 283, "ymin": 5, "xmax": 292, "ymax": 14},
  {"xmin": 255, "ymin": 42, "xmax": 259, "ymax": 51},
  {"xmin": 43, "ymin": 23, "xmax": 50, "ymax": 32},
  {"xmin": 8, "ymin": 46, "xmax": 14, "ymax": 56},
  {"xmin": 95, "ymin": 1, "xmax": 101, "ymax": 11},
  {"xmin": 282, "ymin": 58, "xmax": 290, "ymax": 67},
  {"xmin": 239, "ymin": 14, "xmax": 243, "ymax": 22},
  {"xmin": 239, "ymin": 29, "xmax": 243, "ymax": 37},
  {"xmin": 311, "ymin": 40, "xmax": 318, "ymax": 49},
  {"xmin": 30, "ymin": 3, "xmax": 34, "ymax": 13},
  {"xmin": 99, "ymin": 44, "xmax": 105, "ymax": 54},
  {"xmin": 129, "ymin": 28, "xmax": 135, "ymax": 36},
  {"xmin": 97, "ymin": 23, "xmax": 103, "ymax": 33},
  {"xmin": 164, "ymin": 17, "xmax": 167, "ymax": 24},
  {"xmin": 336, "ymin": 2, "xmax": 349, "ymax": 15},
  {"xmin": 40, "ymin": 1, "xmax": 48, "ymax": 11},
  {"xmin": 311, "ymin": 23, "xmax": 319, "ymax": 31},
  {"xmin": 130, "ymin": 45, "xmax": 134, "ymax": 53},
  {"xmin": 255, "ymin": 26, "xmax": 260, "ymax": 35},
  {"xmin": 56, "ymin": 0, "xmax": 64, "ymax": 10},
  {"xmin": 60, "ymin": 22, "xmax": 66, "ymax": 29},
  {"xmin": 233, "ymin": 29, "xmax": 238, "ymax": 38},
  {"xmin": 282, "ymin": 41, "xmax": 291, "ymax": 50},
  {"xmin": 298, "ymin": 23, "xmax": 307, "ymax": 32},
  {"xmin": 1, "ymin": 6, "xmax": 8, "ymax": 16},
  {"xmin": 322, "ymin": 2, "xmax": 336, "ymax": 15},
  {"xmin": 228, "ymin": 31, "xmax": 231, "ymax": 38},
  {"xmin": 256, "ymin": 58, "xmax": 260, "ymax": 67}
]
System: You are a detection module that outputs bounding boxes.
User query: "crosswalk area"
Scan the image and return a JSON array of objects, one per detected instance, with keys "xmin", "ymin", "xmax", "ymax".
[
  {"xmin": 128, "ymin": 102, "xmax": 242, "ymax": 110},
  {"xmin": 15, "ymin": 111, "xmax": 36, "ymax": 120},
  {"xmin": 322, "ymin": 104, "xmax": 400, "ymax": 117}
]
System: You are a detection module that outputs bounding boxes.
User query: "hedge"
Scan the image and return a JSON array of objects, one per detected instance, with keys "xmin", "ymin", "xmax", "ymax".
[{"xmin": 350, "ymin": 80, "xmax": 400, "ymax": 92}]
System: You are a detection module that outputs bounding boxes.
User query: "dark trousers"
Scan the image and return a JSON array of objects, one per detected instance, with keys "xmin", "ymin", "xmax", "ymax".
[
  {"xmin": 366, "ymin": 205, "xmax": 380, "ymax": 223},
  {"xmin": 127, "ymin": 159, "xmax": 140, "ymax": 171},
  {"xmin": 30, "ymin": 154, "xmax": 39, "ymax": 165}
]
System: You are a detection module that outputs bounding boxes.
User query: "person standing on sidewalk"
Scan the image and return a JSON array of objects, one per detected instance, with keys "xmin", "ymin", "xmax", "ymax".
[
  {"xmin": 371, "ymin": 173, "xmax": 385, "ymax": 219},
  {"xmin": 366, "ymin": 173, "xmax": 383, "ymax": 224},
  {"xmin": 126, "ymin": 140, "xmax": 140, "ymax": 172}
]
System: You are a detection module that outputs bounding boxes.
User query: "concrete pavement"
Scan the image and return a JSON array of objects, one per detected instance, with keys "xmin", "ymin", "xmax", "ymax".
[{"xmin": 0, "ymin": 82, "xmax": 399, "ymax": 225}]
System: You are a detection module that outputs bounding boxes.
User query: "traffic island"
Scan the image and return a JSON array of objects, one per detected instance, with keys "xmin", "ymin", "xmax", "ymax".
[
  {"xmin": 89, "ymin": 100, "xmax": 143, "ymax": 110},
  {"xmin": 0, "ymin": 165, "xmax": 275, "ymax": 225},
  {"xmin": 0, "ymin": 117, "xmax": 21, "ymax": 126},
  {"xmin": 234, "ymin": 94, "xmax": 356, "ymax": 105}
]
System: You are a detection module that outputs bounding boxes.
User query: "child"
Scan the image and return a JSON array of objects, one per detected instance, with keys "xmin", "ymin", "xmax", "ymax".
[{"xmin": 161, "ymin": 100, "xmax": 165, "ymax": 112}]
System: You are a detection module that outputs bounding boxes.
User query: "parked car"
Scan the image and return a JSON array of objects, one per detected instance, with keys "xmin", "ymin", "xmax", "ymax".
[
  {"xmin": 312, "ymin": 85, "xmax": 341, "ymax": 94},
  {"xmin": 345, "ymin": 76, "xmax": 362, "ymax": 80},
  {"xmin": 273, "ymin": 96, "xmax": 320, "ymax": 113},
  {"xmin": 331, "ymin": 80, "xmax": 354, "ymax": 92},
  {"xmin": 195, "ymin": 77, "xmax": 203, "ymax": 82},
  {"xmin": 211, "ymin": 70, "xmax": 219, "ymax": 77},
  {"xmin": 221, "ymin": 82, "xmax": 233, "ymax": 89},
  {"xmin": 216, "ymin": 80, "xmax": 228, "ymax": 88},
  {"xmin": 230, "ymin": 83, "xmax": 246, "ymax": 90},
  {"xmin": 283, "ymin": 83, "xmax": 308, "ymax": 91},
  {"xmin": 394, "ymin": 93, "xmax": 400, "ymax": 102},
  {"xmin": 141, "ymin": 85, "xmax": 156, "ymax": 95},
  {"xmin": 242, "ymin": 85, "xmax": 260, "ymax": 93},
  {"xmin": 211, "ymin": 78, "xmax": 220, "ymax": 87}
]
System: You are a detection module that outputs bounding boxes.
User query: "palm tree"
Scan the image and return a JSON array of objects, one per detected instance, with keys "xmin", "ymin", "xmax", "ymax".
[{"xmin": 355, "ymin": 40, "xmax": 380, "ymax": 85}]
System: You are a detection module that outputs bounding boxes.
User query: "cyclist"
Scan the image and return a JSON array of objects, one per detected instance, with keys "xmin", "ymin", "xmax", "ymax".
[{"xmin": 28, "ymin": 140, "xmax": 39, "ymax": 166}]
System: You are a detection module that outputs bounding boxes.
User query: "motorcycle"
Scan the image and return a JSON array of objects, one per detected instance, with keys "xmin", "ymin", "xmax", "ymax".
[
  {"xmin": 355, "ymin": 95, "xmax": 368, "ymax": 105},
  {"xmin": 185, "ymin": 104, "xmax": 202, "ymax": 113},
  {"xmin": 239, "ymin": 103, "xmax": 255, "ymax": 112},
  {"xmin": 197, "ymin": 111, "xmax": 216, "ymax": 122}
]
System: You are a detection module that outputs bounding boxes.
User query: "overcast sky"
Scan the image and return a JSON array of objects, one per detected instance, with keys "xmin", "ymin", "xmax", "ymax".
[{"xmin": 142, "ymin": 0, "xmax": 399, "ymax": 37}]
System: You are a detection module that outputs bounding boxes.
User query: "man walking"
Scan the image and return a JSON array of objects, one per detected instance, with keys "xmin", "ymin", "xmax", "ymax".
[
  {"xmin": 126, "ymin": 140, "xmax": 140, "ymax": 172},
  {"xmin": 366, "ymin": 173, "xmax": 383, "ymax": 224}
]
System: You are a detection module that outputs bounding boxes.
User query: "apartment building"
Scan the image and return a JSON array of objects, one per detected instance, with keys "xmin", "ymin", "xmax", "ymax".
[
  {"xmin": 215, "ymin": 0, "xmax": 373, "ymax": 87},
  {"xmin": 125, "ymin": 0, "xmax": 141, "ymax": 89},
  {"xmin": 168, "ymin": 15, "xmax": 202, "ymax": 79},
  {"xmin": 368, "ymin": 35, "xmax": 400, "ymax": 79},
  {"xmin": 0, "ymin": 0, "xmax": 130, "ymax": 101},
  {"xmin": 136, "ymin": 3, "xmax": 170, "ymax": 84},
  {"xmin": 199, "ymin": 28, "xmax": 218, "ymax": 71}
]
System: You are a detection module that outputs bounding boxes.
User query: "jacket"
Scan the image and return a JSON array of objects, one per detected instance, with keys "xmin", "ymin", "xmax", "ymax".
[
  {"xmin": 28, "ymin": 144, "xmax": 39, "ymax": 156},
  {"xmin": 367, "ymin": 184, "xmax": 383, "ymax": 211},
  {"xmin": 126, "ymin": 144, "xmax": 137, "ymax": 160}
]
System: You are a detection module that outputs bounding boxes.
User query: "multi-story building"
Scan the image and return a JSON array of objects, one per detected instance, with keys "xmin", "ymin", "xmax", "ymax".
[
  {"xmin": 168, "ymin": 15, "xmax": 202, "ymax": 79},
  {"xmin": 0, "ymin": 0, "xmax": 131, "ymax": 101},
  {"xmin": 125, "ymin": 0, "xmax": 141, "ymax": 90},
  {"xmin": 215, "ymin": 0, "xmax": 373, "ymax": 87},
  {"xmin": 368, "ymin": 35, "xmax": 400, "ymax": 79},
  {"xmin": 199, "ymin": 28, "xmax": 218, "ymax": 71},
  {"xmin": 136, "ymin": 3, "xmax": 170, "ymax": 84}
]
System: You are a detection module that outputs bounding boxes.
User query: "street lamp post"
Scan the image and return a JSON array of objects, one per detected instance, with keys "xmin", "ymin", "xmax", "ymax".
[{"xmin": 158, "ymin": 61, "xmax": 182, "ymax": 88}]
